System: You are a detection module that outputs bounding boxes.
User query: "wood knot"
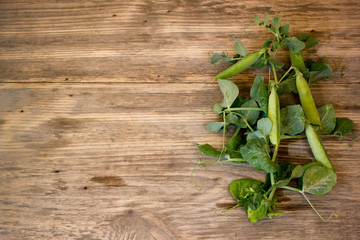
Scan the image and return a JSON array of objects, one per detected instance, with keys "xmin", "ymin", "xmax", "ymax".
[{"xmin": 90, "ymin": 175, "xmax": 127, "ymax": 187}]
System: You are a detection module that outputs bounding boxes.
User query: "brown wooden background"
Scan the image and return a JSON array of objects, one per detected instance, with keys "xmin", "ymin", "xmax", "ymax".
[{"xmin": 1, "ymin": 0, "xmax": 359, "ymax": 239}]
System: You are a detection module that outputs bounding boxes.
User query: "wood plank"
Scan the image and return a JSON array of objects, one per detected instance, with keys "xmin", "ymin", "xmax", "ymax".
[{"xmin": 0, "ymin": 0, "xmax": 359, "ymax": 83}]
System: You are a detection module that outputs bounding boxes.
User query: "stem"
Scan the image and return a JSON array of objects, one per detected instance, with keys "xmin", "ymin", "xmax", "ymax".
[
  {"xmin": 282, "ymin": 134, "xmax": 358, "ymax": 141},
  {"xmin": 221, "ymin": 203, "xmax": 240, "ymax": 213},
  {"xmin": 273, "ymin": 47, "xmax": 280, "ymax": 57},
  {"xmin": 268, "ymin": 187, "xmax": 276, "ymax": 201},
  {"xmin": 262, "ymin": 26, "xmax": 277, "ymax": 37},
  {"xmin": 319, "ymin": 134, "xmax": 359, "ymax": 141},
  {"xmin": 281, "ymin": 135, "xmax": 306, "ymax": 139},
  {"xmin": 197, "ymin": 159, "xmax": 238, "ymax": 165},
  {"xmin": 224, "ymin": 107, "xmax": 262, "ymax": 112},
  {"xmin": 228, "ymin": 157, "xmax": 246, "ymax": 163},
  {"xmin": 281, "ymin": 186, "xmax": 327, "ymax": 221},
  {"xmin": 218, "ymin": 111, "xmax": 227, "ymax": 163},
  {"xmin": 268, "ymin": 68, "xmax": 271, "ymax": 95},
  {"xmin": 270, "ymin": 62, "xmax": 278, "ymax": 84},
  {"xmin": 272, "ymin": 144, "xmax": 279, "ymax": 162},
  {"xmin": 244, "ymin": 120, "xmax": 254, "ymax": 132},
  {"xmin": 301, "ymin": 191, "xmax": 325, "ymax": 221},
  {"xmin": 278, "ymin": 67, "xmax": 294, "ymax": 83},
  {"xmin": 231, "ymin": 112, "xmax": 254, "ymax": 132},
  {"xmin": 268, "ymin": 144, "xmax": 280, "ymax": 201},
  {"xmin": 280, "ymin": 186, "xmax": 301, "ymax": 192}
]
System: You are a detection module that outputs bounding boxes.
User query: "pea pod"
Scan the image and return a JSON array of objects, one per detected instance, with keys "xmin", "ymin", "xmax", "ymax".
[
  {"xmin": 289, "ymin": 51, "xmax": 308, "ymax": 77},
  {"xmin": 215, "ymin": 49, "xmax": 265, "ymax": 79},
  {"xmin": 268, "ymin": 83, "xmax": 280, "ymax": 146},
  {"xmin": 305, "ymin": 122, "xmax": 334, "ymax": 170},
  {"xmin": 295, "ymin": 69, "xmax": 321, "ymax": 126}
]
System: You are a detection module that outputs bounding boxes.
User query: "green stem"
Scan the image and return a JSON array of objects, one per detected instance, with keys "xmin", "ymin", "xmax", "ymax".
[
  {"xmin": 281, "ymin": 135, "xmax": 306, "ymax": 139},
  {"xmin": 282, "ymin": 134, "xmax": 358, "ymax": 141},
  {"xmin": 270, "ymin": 62, "xmax": 278, "ymax": 84},
  {"xmin": 231, "ymin": 112, "xmax": 254, "ymax": 132},
  {"xmin": 197, "ymin": 158, "xmax": 239, "ymax": 166},
  {"xmin": 273, "ymin": 47, "xmax": 280, "ymax": 57},
  {"xmin": 268, "ymin": 144, "xmax": 280, "ymax": 201},
  {"xmin": 268, "ymin": 187, "xmax": 276, "ymax": 201},
  {"xmin": 221, "ymin": 203, "xmax": 240, "ymax": 213},
  {"xmin": 244, "ymin": 120, "xmax": 254, "ymax": 132},
  {"xmin": 278, "ymin": 67, "xmax": 294, "ymax": 83},
  {"xmin": 224, "ymin": 107, "xmax": 262, "ymax": 112},
  {"xmin": 301, "ymin": 191, "xmax": 325, "ymax": 221},
  {"xmin": 272, "ymin": 144, "xmax": 279, "ymax": 162},
  {"xmin": 319, "ymin": 134, "xmax": 359, "ymax": 141},
  {"xmin": 228, "ymin": 157, "xmax": 246, "ymax": 163},
  {"xmin": 262, "ymin": 26, "xmax": 277, "ymax": 37},
  {"xmin": 218, "ymin": 111, "xmax": 227, "ymax": 163},
  {"xmin": 280, "ymin": 186, "xmax": 301, "ymax": 192},
  {"xmin": 268, "ymin": 68, "xmax": 271, "ymax": 95},
  {"xmin": 280, "ymin": 186, "xmax": 326, "ymax": 221}
]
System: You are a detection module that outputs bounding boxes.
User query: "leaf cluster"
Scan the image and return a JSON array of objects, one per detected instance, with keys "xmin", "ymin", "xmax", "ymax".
[{"xmin": 195, "ymin": 13, "xmax": 357, "ymax": 223}]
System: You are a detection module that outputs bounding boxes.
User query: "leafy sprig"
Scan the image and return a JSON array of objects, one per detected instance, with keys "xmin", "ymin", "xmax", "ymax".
[{"xmin": 195, "ymin": 13, "xmax": 358, "ymax": 222}]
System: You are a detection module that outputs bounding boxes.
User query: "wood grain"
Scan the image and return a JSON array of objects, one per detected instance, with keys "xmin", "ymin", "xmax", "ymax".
[{"xmin": 1, "ymin": 0, "xmax": 359, "ymax": 239}]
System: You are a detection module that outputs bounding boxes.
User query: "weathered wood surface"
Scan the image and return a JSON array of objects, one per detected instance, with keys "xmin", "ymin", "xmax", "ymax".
[{"xmin": 0, "ymin": 0, "xmax": 359, "ymax": 239}]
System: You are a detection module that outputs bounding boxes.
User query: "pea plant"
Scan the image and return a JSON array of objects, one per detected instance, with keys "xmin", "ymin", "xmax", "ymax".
[{"xmin": 194, "ymin": 13, "xmax": 357, "ymax": 222}]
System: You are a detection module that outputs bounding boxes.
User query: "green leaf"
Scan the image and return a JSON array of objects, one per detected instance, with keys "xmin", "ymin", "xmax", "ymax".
[
  {"xmin": 213, "ymin": 103, "xmax": 223, "ymax": 114},
  {"xmin": 271, "ymin": 162, "xmax": 304, "ymax": 189},
  {"xmin": 279, "ymin": 24, "xmax": 290, "ymax": 37},
  {"xmin": 205, "ymin": 122, "xmax": 228, "ymax": 133},
  {"xmin": 231, "ymin": 96, "xmax": 249, "ymax": 108},
  {"xmin": 291, "ymin": 165, "xmax": 305, "ymax": 179},
  {"xmin": 231, "ymin": 36, "xmax": 247, "ymax": 57},
  {"xmin": 247, "ymin": 199, "xmax": 270, "ymax": 223},
  {"xmin": 246, "ymin": 130, "xmax": 265, "ymax": 142},
  {"xmin": 308, "ymin": 61, "xmax": 332, "ymax": 83},
  {"xmin": 250, "ymin": 76, "xmax": 268, "ymax": 113},
  {"xmin": 302, "ymin": 165, "xmax": 337, "ymax": 195},
  {"xmin": 251, "ymin": 54, "xmax": 268, "ymax": 68},
  {"xmin": 240, "ymin": 139, "xmax": 278, "ymax": 173},
  {"xmin": 230, "ymin": 179, "xmax": 265, "ymax": 211},
  {"xmin": 210, "ymin": 53, "xmax": 233, "ymax": 64},
  {"xmin": 298, "ymin": 33, "xmax": 318, "ymax": 49},
  {"xmin": 334, "ymin": 118, "xmax": 354, "ymax": 134},
  {"xmin": 264, "ymin": 12, "xmax": 269, "ymax": 26},
  {"xmin": 280, "ymin": 105, "xmax": 306, "ymax": 135},
  {"xmin": 282, "ymin": 37, "xmax": 306, "ymax": 53},
  {"xmin": 254, "ymin": 15, "xmax": 261, "ymax": 25},
  {"xmin": 230, "ymin": 178, "xmax": 263, "ymax": 201},
  {"xmin": 268, "ymin": 58, "xmax": 284, "ymax": 71},
  {"xmin": 225, "ymin": 112, "xmax": 243, "ymax": 126},
  {"xmin": 193, "ymin": 143, "xmax": 224, "ymax": 158},
  {"xmin": 315, "ymin": 103, "xmax": 336, "ymax": 134},
  {"xmin": 271, "ymin": 16, "xmax": 281, "ymax": 36},
  {"xmin": 298, "ymin": 162, "xmax": 323, "ymax": 189},
  {"xmin": 218, "ymin": 79, "xmax": 239, "ymax": 108},
  {"xmin": 277, "ymin": 74, "xmax": 297, "ymax": 95},
  {"xmin": 226, "ymin": 127, "xmax": 245, "ymax": 151},
  {"xmin": 239, "ymin": 99, "xmax": 260, "ymax": 125},
  {"xmin": 262, "ymin": 39, "xmax": 272, "ymax": 48},
  {"xmin": 257, "ymin": 118, "xmax": 272, "ymax": 137}
]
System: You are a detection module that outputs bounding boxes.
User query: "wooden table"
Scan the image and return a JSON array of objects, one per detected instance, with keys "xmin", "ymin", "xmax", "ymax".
[{"xmin": 1, "ymin": 1, "xmax": 359, "ymax": 239}]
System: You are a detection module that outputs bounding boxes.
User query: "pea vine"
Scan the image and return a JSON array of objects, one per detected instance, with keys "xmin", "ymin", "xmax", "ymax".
[{"xmin": 194, "ymin": 13, "xmax": 357, "ymax": 222}]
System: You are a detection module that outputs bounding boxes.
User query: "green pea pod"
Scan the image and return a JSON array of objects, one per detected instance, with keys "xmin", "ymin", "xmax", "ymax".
[
  {"xmin": 305, "ymin": 123, "xmax": 334, "ymax": 170},
  {"xmin": 268, "ymin": 83, "xmax": 280, "ymax": 146},
  {"xmin": 289, "ymin": 51, "xmax": 308, "ymax": 77},
  {"xmin": 295, "ymin": 69, "xmax": 321, "ymax": 126},
  {"xmin": 215, "ymin": 49, "xmax": 265, "ymax": 79}
]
